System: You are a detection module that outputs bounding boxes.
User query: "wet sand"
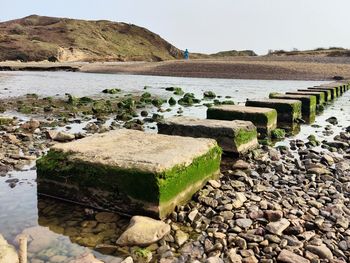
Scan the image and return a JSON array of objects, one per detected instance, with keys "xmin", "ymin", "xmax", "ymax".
[{"xmin": 1, "ymin": 56, "xmax": 350, "ymax": 80}]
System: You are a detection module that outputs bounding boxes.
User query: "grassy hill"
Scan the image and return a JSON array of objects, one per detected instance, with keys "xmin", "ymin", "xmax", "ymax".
[{"xmin": 0, "ymin": 15, "xmax": 183, "ymax": 62}]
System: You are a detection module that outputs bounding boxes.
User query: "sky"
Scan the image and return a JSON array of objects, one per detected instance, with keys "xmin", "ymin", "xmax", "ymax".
[{"xmin": 1, "ymin": 0, "xmax": 349, "ymax": 55}]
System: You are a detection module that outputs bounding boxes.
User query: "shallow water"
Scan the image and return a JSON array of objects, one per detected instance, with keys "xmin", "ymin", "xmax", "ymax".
[{"xmin": 2, "ymin": 71, "xmax": 347, "ymax": 262}]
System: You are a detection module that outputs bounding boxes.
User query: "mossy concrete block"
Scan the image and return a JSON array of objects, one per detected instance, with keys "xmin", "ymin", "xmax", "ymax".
[
  {"xmin": 269, "ymin": 93, "xmax": 316, "ymax": 124},
  {"xmin": 319, "ymin": 83, "xmax": 342, "ymax": 96},
  {"xmin": 310, "ymin": 86, "xmax": 337, "ymax": 99},
  {"xmin": 37, "ymin": 129, "xmax": 222, "ymax": 219},
  {"xmin": 298, "ymin": 89, "xmax": 331, "ymax": 102},
  {"xmin": 157, "ymin": 116, "xmax": 258, "ymax": 154},
  {"xmin": 245, "ymin": 99, "xmax": 302, "ymax": 131},
  {"xmin": 324, "ymin": 82, "xmax": 344, "ymax": 95},
  {"xmin": 290, "ymin": 91, "xmax": 325, "ymax": 105},
  {"xmin": 206, "ymin": 105, "xmax": 277, "ymax": 137}
]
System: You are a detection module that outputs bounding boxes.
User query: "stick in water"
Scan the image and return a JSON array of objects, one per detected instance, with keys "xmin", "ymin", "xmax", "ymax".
[{"xmin": 18, "ymin": 235, "xmax": 27, "ymax": 263}]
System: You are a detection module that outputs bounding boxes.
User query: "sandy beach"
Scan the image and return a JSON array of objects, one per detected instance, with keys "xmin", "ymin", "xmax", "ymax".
[{"xmin": 1, "ymin": 56, "xmax": 350, "ymax": 80}]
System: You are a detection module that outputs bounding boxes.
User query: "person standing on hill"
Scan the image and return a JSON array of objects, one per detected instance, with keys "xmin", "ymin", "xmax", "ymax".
[{"xmin": 184, "ymin": 49, "xmax": 189, "ymax": 60}]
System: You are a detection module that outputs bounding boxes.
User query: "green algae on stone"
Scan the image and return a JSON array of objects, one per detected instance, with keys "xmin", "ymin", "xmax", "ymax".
[
  {"xmin": 37, "ymin": 130, "xmax": 222, "ymax": 219},
  {"xmin": 271, "ymin": 129, "xmax": 286, "ymax": 140},
  {"xmin": 310, "ymin": 87, "xmax": 337, "ymax": 100},
  {"xmin": 203, "ymin": 91, "xmax": 216, "ymax": 99},
  {"xmin": 168, "ymin": 97, "xmax": 176, "ymax": 106},
  {"xmin": 246, "ymin": 99, "xmax": 302, "ymax": 130},
  {"xmin": 102, "ymin": 88, "xmax": 121, "ymax": 94},
  {"xmin": 0, "ymin": 117, "xmax": 14, "ymax": 125},
  {"xmin": 268, "ymin": 93, "xmax": 316, "ymax": 124},
  {"xmin": 178, "ymin": 93, "xmax": 200, "ymax": 106},
  {"xmin": 158, "ymin": 117, "xmax": 258, "ymax": 154},
  {"xmin": 306, "ymin": 89, "xmax": 332, "ymax": 102},
  {"xmin": 165, "ymin": 87, "xmax": 184, "ymax": 96},
  {"xmin": 288, "ymin": 91, "xmax": 325, "ymax": 105},
  {"xmin": 207, "ymin": 105, "xmax": 277, "ymax": 137}
]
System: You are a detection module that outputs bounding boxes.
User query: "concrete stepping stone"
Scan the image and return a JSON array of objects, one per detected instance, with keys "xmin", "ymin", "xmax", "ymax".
[
  {"xmin": 310, "ymin": 86, "xmax": 338, "ymax": 99},
  {"xmin": 319, "ymin": 83, "xmax": 343, "ymax": 95},
  {"xmin": 157, "ymin": 116, "xmax": 258, "ymax": 154},
  {"xmin": 206, "ymin": 105, "xmax": 277, "ymax": 137},
  {"xmin": 37, "ymin": 129, "xmax": 222, "ymax": 219},
  {"xmin": 288, "ymin": 91, "xmax": 325, "ymax": 105},
  {"xmin": 245, "ymin": 99, "xmax": 302, "ymax": 132},
  {"xmin": 307, "ymin": 88, "xmax": 333, "ymax": 101},
  {"xmin": 269, "ymin": 93, "xmax": 317, "ymax": 124},
  {"xmin": 297, "ymin": 89, "xmax": 331, "ymax": 102}
]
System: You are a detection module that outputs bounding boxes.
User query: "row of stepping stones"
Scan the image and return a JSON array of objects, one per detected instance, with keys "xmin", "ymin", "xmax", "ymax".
[{"xmin": 37, "ymin": 81, "xmax": 349, "ymax": 218}]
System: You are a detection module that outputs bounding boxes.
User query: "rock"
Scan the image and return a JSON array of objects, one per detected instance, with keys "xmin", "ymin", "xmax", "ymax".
[
  {"xmin": 208, "ymin": 180, "xmax": 221, "ymax": 189},
  {"xmin": 233, "ymin": 192, "xmax": 247, "ymax": 209},
  {"xmin": 131, "ymin": 248, "xmax": 152, "ymax": 263},
  {"xmin": 305, "ymin": 244, "xmax": 333, "ymax": 259},
  {"xmin": 0, "ymin": 234, "xmax": 19, "ymax": 263},
  {"xmin": 188, "ymin": 209, "xmax": 199, "ymax": 222},
  {"xmin": 241, "ymin": 255, "xmax": 258, "ymax": 263},
  {"xmin": 206, "ymin": 257, "xmax": 224, "ymax": 263},
  {"xmin": 307, "ymin": 167, "xmax": 331, "ymax": 175},
  {"xmin": 265, "ymin": 210, "xmax": 283, "ymax": 222},
  {"xmin": 236, "ymin": 218, "xmax": 253, "ymax": 229},
  {"xmin": 227, "ymin": 248, "xmax": 243, "ymax": 263},
  {"xmin": 46, "ymin": 130, "xmax": 75, "ymax": 142},
  {"xmin": 326, "ymin": 117, "xmax": 338, "ymax": 125},
  {"xmin": 68, "ymin": 252, "xmax": 103, "ymax": 263},
  {"xmin": 277, "ymin": 249, "xmax": 310, "ymax": 263},
  {"xmin": 321, "ymin": 154, "xmax": 334, "ymax": 166},
  {"xmin": 266, "ymin": 218, "xmax": 290, "ymax": 235},
  {"xmin": 121, "ymin": 257, "xmax": 133, "ymax": 263},
  {"xmin": 19, "ymin": 226, "xmax": 57, "ymax": 253},
  {"xmin": 116, "ymin": 216, "xmax": 170, "ymax": 246},
  {"xmin": 175, "ymin": 230, "xmax": 189, "ymax": 246},
  {"xmin": 76, "ymin": 233, "xmax": 104, "ymax": 247},
  {"xmin": 95, "ymin": 212, "xmax": 118, "ymax": 223},
  {"xmin": 232, "ymin": 160, "xmax": 250, "ymax": 170},
  {"xmin": 21, "ymin": 119, "xmax": 40, "ymax": 131}
]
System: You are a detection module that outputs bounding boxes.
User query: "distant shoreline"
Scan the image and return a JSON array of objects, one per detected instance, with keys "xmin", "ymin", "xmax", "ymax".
[{"xmin": 1, "ymin": 56, "xmax": 350, "ymax": 81}]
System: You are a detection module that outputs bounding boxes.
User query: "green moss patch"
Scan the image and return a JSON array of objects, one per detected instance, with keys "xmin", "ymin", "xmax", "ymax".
[
  {"xmin": 268, "ymin": 93, "xmax": 316, "ymax": 124},
  {"xmin": 37, "ymin": 144, "xmax": 221, "ymax": 218},
  {"xmin": 234, "ymin": 128, "xmax": 258, "ymax": 148},
  {"xmin": 245, "ymin": 99, "xmax": 302, "ymax": 124}
]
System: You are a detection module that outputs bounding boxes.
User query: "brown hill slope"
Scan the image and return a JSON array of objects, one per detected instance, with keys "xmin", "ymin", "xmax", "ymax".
[{"xmin": 0, "ymin": 15, "xmax": 182, "ymax": 62}]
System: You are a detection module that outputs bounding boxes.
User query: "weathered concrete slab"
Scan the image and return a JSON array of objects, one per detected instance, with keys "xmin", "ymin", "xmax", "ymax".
[
  {"xmin": 318, "ymin": 83, "xmax": 342, "ymax": 96},
  {"xmin": 37, "ymin": 129, "xmax": 222, "ymax": 219},
  {"xmin": 305, "ymin": 88, "xmax": 333, "ymax": 102},
  {"xmin": 288, "ymin": 91, "xmax": 325, "ymax": 105},
  {"xmin": 245, "ymin": 99, "xmax": 302, "ymax": 131},
  {"xmin": 297, "ymin": 89, "xmax": 331, "ymax": 102},
  {"xmin": 207, "ymin": 105, "xmax": 277, "ymax": 137},
  {"xmin": 158, "ymin": 116, "xmax": 258, "ymax": 154},
  {"xmin": 309, "ymin": 87, "xmax": 337, "ymax": 100},
  {"xmin": 269, "ymin": 93, "xmax": 316, "ymax": 124}
]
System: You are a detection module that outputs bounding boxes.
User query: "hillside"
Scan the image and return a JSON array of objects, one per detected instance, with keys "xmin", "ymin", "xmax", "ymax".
[
  {"xmin": 267, "ymin": 47, "xmax": 350, "ymax": 57},
  {"xmin": 0, "ymin": 15, "xmax": 183, "ymax": 62}
]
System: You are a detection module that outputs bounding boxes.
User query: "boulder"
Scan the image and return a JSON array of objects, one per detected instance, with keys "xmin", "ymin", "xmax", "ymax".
[
  {"xmin": 116, "ymin": 216, "xmax": 170, "ymax": 246},
  {"xmin": 0, "ymin": 234, "xmax": 19, "ymax": 263}
]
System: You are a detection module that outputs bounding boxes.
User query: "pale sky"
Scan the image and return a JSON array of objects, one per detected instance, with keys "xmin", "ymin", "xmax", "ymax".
[{"xmin": 1, "ymin": 0, "xmax": 349, "ymax": 55}]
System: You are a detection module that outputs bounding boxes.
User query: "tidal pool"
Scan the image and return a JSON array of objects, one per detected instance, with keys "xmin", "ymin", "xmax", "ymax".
[{"xmin": 1, "ymin": 71, "xmax": 349, "ymax": 262}]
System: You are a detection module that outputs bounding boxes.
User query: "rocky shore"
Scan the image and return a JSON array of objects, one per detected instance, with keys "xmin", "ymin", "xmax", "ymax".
[{"xmin": 0, "ymin": 90, "xmax": 350, "ymax": 262}]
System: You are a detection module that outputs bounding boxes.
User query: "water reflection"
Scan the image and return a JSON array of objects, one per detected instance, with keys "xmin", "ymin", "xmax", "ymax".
[{"xmin": 37, "ymin": 196, "xmax": 130, "ymax": 257}]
